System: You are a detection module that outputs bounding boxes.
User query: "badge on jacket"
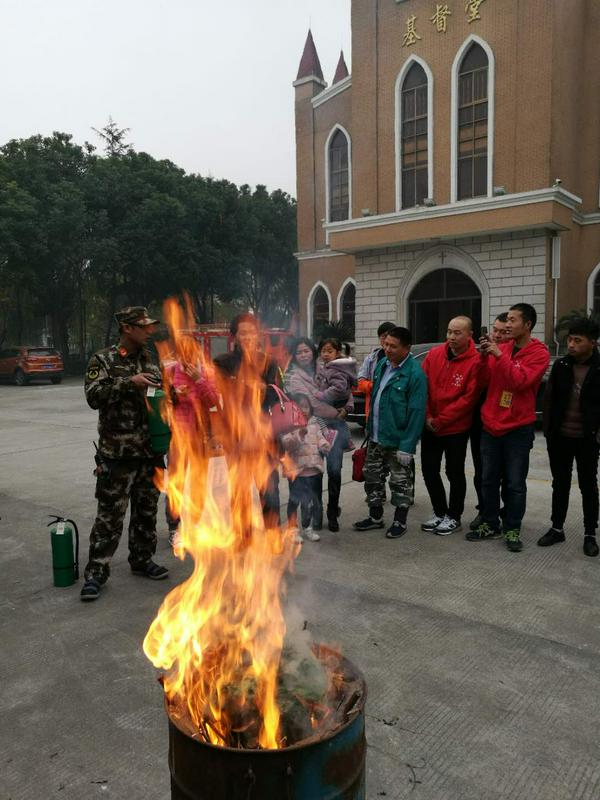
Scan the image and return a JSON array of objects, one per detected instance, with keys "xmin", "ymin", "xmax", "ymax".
[{"xmin": 499, "ymin": 391, "xmax": 513, "ymax": 408}]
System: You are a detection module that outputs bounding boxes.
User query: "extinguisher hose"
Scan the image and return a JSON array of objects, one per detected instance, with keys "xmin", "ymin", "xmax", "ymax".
[{"xmin": 66, "ymin": 519, "xmax": 80, "ymax": 580}]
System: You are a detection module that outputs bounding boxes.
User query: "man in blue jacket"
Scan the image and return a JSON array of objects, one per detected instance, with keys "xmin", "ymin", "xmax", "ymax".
[{"xmin": 353, "ymin": 327, "xmax": 427, "ymax": 538}]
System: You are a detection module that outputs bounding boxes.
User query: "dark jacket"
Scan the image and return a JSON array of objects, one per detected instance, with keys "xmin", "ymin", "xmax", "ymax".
[
  {"xmin": 214, "ymin": 347, "xmax": 280, "ymax": 410},
  {"xmin": 542, "ymin": 349, "xmax": 600, "ymax": 440}
]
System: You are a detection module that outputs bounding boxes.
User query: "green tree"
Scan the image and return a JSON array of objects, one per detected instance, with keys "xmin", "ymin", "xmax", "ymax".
[
  {"xmin": 0, "ymin": 133, "xmax": 91, "ymax": 357},
  {"xmin": 92, "ymin": 117, "xmax": 132, "ymax": 157},
  {"xmin": 237, "ymin": 185, "xmax": 297, "ymax": 323}
]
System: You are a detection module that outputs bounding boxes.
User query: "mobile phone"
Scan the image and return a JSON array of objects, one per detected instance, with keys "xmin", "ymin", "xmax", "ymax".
[{"xmin": 480, "ymin": 326, "xmax": 488, "ymax": 337}]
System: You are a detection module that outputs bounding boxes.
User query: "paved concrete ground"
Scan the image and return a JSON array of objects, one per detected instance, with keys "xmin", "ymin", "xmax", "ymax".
[{"xmin": 1, "ymin": 378, "xmax": 600, "ymax": 800}]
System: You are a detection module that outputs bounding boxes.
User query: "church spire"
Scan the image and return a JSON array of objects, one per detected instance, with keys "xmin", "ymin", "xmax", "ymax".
[
  {"xmin": 296, "ymin": 29, "xmax": 325, "ymax": 82},
  {"xmin": 332, "ymin": 50, "xmax": 349, "ymax": 84}
]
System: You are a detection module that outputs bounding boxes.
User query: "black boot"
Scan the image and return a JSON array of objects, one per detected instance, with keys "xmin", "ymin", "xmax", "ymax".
[
  {"xmin": 584, "ymin": 535, "xmax": 599, "ymax": 557},
  {"xmin": 327, "ymin": 474, "xmax": 342, "ymax": 531}
]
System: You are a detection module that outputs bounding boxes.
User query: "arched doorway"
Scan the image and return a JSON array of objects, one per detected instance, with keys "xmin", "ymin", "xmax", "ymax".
[{"xmin": 408, "ymin": 268, "xmax": 482, "ymax": 342}]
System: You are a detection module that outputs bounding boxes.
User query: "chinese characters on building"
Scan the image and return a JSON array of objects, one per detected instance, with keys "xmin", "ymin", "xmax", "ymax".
[
  {"xmin": 402, "ymin": 0, "xmax": 487, "ymax": 46},
  {"xmin": 402, "ymin": 15, "xmax": 423, "ymax": 47},
  {"xmin": 465, "ymin": 0, "xmax": 487, "ymax": 24},
  {"xmin": 431, "ymin": 4, "xmax": 452, "ymax": 33}
]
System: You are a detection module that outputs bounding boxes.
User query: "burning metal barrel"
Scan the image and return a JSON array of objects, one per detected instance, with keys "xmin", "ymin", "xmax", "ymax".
[{"xmin": 167, "ymin": 651, "xmax": 367, "ymax": 800}]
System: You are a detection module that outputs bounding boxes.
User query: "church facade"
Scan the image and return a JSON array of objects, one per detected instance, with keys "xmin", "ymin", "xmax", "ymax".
[{"xmin": 294, "ymin": 0, "xmax": 600, "ymax": 357}]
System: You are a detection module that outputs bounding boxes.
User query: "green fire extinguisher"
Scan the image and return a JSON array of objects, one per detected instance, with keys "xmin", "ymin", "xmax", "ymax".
[
  {"xmin": 146, "ymin": 388, "xmax": 171, "ymax": 454},
  {"xmin": 47, "ymin": 516, "xmax": 80, "ymax": 587}
]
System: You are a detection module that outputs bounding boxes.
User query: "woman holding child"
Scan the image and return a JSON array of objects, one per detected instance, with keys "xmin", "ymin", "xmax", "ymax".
[{"xmin": 284, "ymin": 337, "xmax": 356, "ymax": 536}]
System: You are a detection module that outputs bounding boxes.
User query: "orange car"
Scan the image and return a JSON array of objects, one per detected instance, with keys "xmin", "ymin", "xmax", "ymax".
[{"xmin": 0, "ymin": 346, "xmax": 64, "ymax": 385}]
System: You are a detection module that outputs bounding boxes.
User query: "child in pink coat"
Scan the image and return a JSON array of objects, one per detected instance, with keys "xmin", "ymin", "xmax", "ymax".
[{"xmin": 280, "ymin": 394, "xmax": 331, "ymax": 542}]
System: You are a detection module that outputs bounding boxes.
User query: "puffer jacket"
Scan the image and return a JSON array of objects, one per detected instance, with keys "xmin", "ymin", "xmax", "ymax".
[
  {"xmin": 280, "ymin": 417, "xmax": 331, "ymax": 476},
  {"xmin": 315, "ymin": 357, "xmax": 357, "ymax": 409},
  {"xmin": 167, "ymin": 362, "xmax": 218, "ymax": 435},
  {"xmin": 284, "ymin": 364, "xmax": 339, "ymax": 420}
]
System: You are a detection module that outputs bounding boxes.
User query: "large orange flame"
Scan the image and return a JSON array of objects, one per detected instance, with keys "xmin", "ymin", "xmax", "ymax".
[{"xmin": 143, "ymin": 297, "xmax": 298, "ymax": 749}]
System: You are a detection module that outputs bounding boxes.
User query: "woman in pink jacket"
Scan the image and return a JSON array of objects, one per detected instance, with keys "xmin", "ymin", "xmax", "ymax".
[{"xmin": 163, "ymin": 338, "xmax": 218, "ymax": 545}]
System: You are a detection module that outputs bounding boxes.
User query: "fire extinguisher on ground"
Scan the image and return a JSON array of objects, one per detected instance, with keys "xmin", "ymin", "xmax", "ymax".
[{"xmin": 47, "ymin": 516, "xmax": 80, "ymax": 587}]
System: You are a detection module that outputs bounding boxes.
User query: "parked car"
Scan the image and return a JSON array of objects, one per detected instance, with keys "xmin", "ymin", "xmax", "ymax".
[
  {"xmin": 347, "ymin": 342, "xmax": 555, "ymax": 428},
  {"xmin": 0, "ymin": 346, "xmax": 64, "ymax": 385}
]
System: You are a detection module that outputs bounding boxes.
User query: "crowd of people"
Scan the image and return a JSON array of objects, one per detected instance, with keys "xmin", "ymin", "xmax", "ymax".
[{"xmin": 79, "ymin": 302, "xmax": 600, "ymax": 602}]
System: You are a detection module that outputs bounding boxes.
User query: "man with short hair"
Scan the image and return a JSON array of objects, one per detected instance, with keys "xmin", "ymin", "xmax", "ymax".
[
  {"xmin": 420, "ymin": 316, "xmax": 481, "ymax": 534},
  {"xmin": 80, "ymin": 307, "xmax": 169, "ymax": 601},
  {"xmin": 467, "ymin": 303, "xmax": 550, "ymax": 552},
  {"xmin": 469, "ymin": 312, "xmax": 511, "ymax": 529},
  {"xmin": 491, "ymin": 312, "xmax": 511, "ymax": 345},
  {"xmin": 353, "ymin": 327, "xmax": 427, "ymax": 539},
  {"xmin": 539, "ymin": 317, "xmax": 600, "ymax": 557},
  {"xmin": 356, "ymin": 321, "xmax": 397, "ymax": 419}
]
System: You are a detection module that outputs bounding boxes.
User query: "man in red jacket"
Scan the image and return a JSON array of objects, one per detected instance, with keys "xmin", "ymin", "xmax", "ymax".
[
  {"xmin": 466, "ymin": 303, "xmax": 550, "ymax": 552},
  {"xmin": 420, "ymin": 316, "xmax": 481, "ymax": 534}
]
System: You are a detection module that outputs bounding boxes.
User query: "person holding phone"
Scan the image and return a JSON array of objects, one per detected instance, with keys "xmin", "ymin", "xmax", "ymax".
[
  {"xmin": 80, "ymin": 306, "xmax": 170, "ymax": 601},
  {"xmin": 468, "ymin": 313, "xmax": 511, "ymax": 529},
  {"xmin": 466, "ymin": 304, "xmax": 549, "ymax": 552}
]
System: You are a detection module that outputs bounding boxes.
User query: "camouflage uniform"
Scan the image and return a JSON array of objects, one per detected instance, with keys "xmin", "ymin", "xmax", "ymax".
[
  {"xmin": 84, "ymin": 308, "xmax": 163, "ymax": 584},
  {"xmin": 363, "ymin": 442, "xmax": 415, "ymax": 508}
]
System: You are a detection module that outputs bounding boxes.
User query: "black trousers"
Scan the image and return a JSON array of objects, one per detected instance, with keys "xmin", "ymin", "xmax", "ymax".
[
  {"xmin": 421, "ymin": 430, "xmax": 470, "ymax": 521},
  {"xmin": 547, "ymin": 434, "xmax": 599, "ymax": 533},
  {"xmin": 287, "ymin": 474, "xmax": 324, "ymax": 530}
]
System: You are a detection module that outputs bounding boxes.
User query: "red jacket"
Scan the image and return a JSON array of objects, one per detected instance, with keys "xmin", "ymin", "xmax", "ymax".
[
  {"xmin": 480, "ymin": 338, "xmax": 550, "ymax": 436},
  {"xmin": 421, "ymin": 340, "xmax": 481, "ymax": 435}
]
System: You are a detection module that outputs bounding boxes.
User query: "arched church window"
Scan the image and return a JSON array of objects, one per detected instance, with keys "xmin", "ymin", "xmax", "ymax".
[
  {"xmin": 401, "ymin": 62, "xmax": 429, "ymax": 208},
  {"xmin": 340, "ymin": 282, "xmax": 356, "ymax": 341},
  {"xmin": 311, "ymin": 286, "xmax": 330, "ymax": 337},
  {"xmin": 329, "ymin": 130, "xmax": 350, "ymax": 222},
  {"xmin": 457, "ymin": 43, "xmax": 489, "ymax": 200}
]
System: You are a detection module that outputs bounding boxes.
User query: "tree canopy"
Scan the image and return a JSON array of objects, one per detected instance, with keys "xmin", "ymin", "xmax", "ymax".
[{"xmin": 0, "ymin": 125, "xmax": 297, "ymax": 355}]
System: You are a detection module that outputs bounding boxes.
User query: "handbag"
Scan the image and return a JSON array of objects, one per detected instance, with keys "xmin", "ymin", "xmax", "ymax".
[
  {"xmin": 268, "ymin": 384, "xmax": 308, "ymax": 438},
  {"xmin": 351, "ymin": 437, "xmax": 369, "ymax": 482}
]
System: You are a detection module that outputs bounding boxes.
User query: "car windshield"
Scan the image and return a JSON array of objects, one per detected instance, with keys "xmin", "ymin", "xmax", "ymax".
[{"xmin": 27, "ymin": 348, "xmax": 59, "ymax": 357}]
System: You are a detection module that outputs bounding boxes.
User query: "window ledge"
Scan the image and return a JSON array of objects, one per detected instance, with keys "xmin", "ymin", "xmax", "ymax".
[{"xmin": 324, "ymin": 187, "xmax": 582, "ymax": 253}]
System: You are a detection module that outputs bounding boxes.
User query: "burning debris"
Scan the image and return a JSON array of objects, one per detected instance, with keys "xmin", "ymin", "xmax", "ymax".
[
  {"xmin": 143, "ymin": 297, "xmax": 365, "ymax": 780},
  {"xmin": 165, "ymin": 642, "xmax": 364, "ymax": 750}
]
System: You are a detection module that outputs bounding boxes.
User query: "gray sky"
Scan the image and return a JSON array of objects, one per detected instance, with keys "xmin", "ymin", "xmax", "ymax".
[{"xmin": 1, "ymin": 0, "xmax": 351, "ymax": 197}]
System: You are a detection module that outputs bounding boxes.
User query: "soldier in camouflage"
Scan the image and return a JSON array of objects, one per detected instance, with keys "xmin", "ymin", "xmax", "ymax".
[{"xmin": 80, "ymin": 306, "xmax": 169, "ymax": 601}]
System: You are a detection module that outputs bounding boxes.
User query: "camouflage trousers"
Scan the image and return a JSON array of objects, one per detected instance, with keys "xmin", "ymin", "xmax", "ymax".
[
  {"xmin": 84, "ymin": 459, "xmax": 161, "ymax": 584},
  {"xmin": 363, "ymin": 441, "xmax": 415, "ymax": 509}
]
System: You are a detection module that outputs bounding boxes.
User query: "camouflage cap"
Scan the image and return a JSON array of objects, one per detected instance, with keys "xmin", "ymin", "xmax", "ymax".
[{"xmin": 114, "ymin": 306, "xmax": 160, "ymax": 327}]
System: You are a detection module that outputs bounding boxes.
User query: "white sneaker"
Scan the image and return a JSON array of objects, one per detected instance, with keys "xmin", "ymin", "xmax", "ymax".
[
  {"xmin": 303, "ymin": 527, "xmax": 321, "ymax": 542},
  {"xmin": 421, "ymin": 514, "xmax": 444, "ymax": 532},
  {"xmin": 289, "ymin": 527, "xmax": 303, "ymax": 544},
  {"xmin": 435, "ymin": 515, "xmax": 462, "ymax": 535}
]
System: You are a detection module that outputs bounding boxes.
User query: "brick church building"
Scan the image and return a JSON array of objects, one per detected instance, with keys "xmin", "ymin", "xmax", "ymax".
[{"xmin": 294, "ymin": 0, "xmax": 600, "ymax": 358}]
